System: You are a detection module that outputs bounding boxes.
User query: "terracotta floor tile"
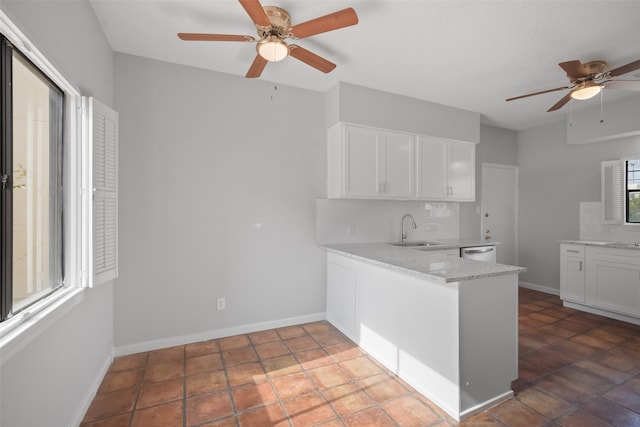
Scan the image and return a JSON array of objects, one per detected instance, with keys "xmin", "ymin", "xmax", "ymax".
[
  {"xmin": 186, "ymin": 353, "xmax": 223, "ymax": 375},
  {"xmin": 232, "ymin": 381, "xmax": 278, "ymax": 412},
  {"xmin": 537, "ymin": 323, "xmax": 579, "ymax": 339},
  {"xmin": 325, "ymin": 342, "xmax": 365, "ymax": 362},
  {"xmin": 550, "ymin": 337, "xmax": 603, "ymax": 359},
  {"xmin": 255, "ymin": 340, "xmax": 291, "ymax": 359},
  {"xmin": 143, "ymin": 359, "xmax": 184, "ymax": 383},
  {"xmin": 492, "ymin": 400, "xmax": 547, "ymax": 427},
  {"xmin": 517, "ymin": 359, "xmax": 548, "ymax": 382},
  {"xmin": 130, "ymin": 401, "xmax": 183, "ymax": 427},
  {"xmin": 294, "ymin": 348, "xmax": 334, "ymax": 369},
  {"xmin": 276, "ymin": 325, "xmax": 308, "ymax": 340},
  {"xmin": 186, "ymin": 340, "xmax": 219, "ymax": 358},
  {"xmin": 515, "ymin": 386, "xmax": 571, "ymax": 419},
  {"xmin": 583, "ymin": 395, "xmax": 640, "ymax": 426},
  {"xmin": 302, "ymin": 321, "xmax": 335, "ymax": 334},
  {"xmin": 529, "ymin": 312, "xmax": 561, "ymax": 324},
  {"xmin": 381, "ymin": 395, "xmax": 441, "ymax": 427},
  {"xmin": 536, "ymin": 372, "xmax": 595, "ymax": 403},
  {"xmin": 186, "ymin": 390, "xmax": 234, "ymax": 425},
  {"xmin": 200, "ymin": 416, "xmax": 238, "ymax": 427},
  {"xmin": 340, "ymin": 356, "xmax": 384, "ymax": 379},
  {"xmin": 359, "ymin": 373, "xmax": 411, "ymax": 403},
  {"xmin": 237, "ymin": 404, "xmax": 289, "ymax": 427},
  {"xmin": 109, "ymin": 353, "xmax": 148, "ymax": 372},
  {"xmin": 518, "ymin": 334, "xmax": 548, "ymax": 353},
  {"xmin": 226, "ymin": 362, "xmax": 266, "ymax": 386},
  {"xmin": 222, "ymin": 345, "xmax": 259, "ymax": 367},
  {"xmin": 575, "ymin": 359, "xmax": 632, "ymax": 385},
  {"xmin": 248, "ymin": 329, "xmax": 281, "ymax": 345},
  {"xmin": 148, "ymin": 345, "xmax": 184, "ymax": 365},
  {"xmin": 557, "ymin": 408, "xmax": 612, "ymax": 427},
  {"xmin": 218, "ymin": 334, "xmax": 250, "ymax": 351},
  {"xmin": 553, "ymin": 365, "xmax": 615, "ymax": 395},
  {"xmin": 136, "ymin": 377, "xmax": 183, "ymax": 409},
  {"xmin": 312, "ymin": 330, "xmax": 348, "ymax": 347},
  {"xmin": 263, "ymin": 354, "xmax": 303, "ymax": 378},
  {"xmin": 595, "ymin": 347, "xmax": 640, "ymax": 374},
  {"xmin": 271, "ymin": 372, "xmax": 316, "ymax": 400},
  {"xmin": 83, "ymin": 388, "xmax": 138, "ymax": 422},
  {"xmin": 283, "ymin": 392, "xmax": 337, "ymax": 426},
  {"xmin": 186, "ymin": 369, "xmax": 228, "ymax": 397},
  {"xmin": 307, "ymin": 364, "xmax": 351, "ymax": 389},
  {"xmin": 460, "ymin": 411, "xmax": 503, "ymax": 426},
  {"xmin": 80, "ymin": 413, "xmax": 131, "ymax": 427},
  {"xmin": 324, "ymin": 382, "xmax": 375, "ymax": 416},
  {"xmin": 286, "ymin": 335, "xmax": 320, "ymax": 352},
  {"xmin": 98, "ymin": 369, "xmax": 144, "ymax": 394},
  {"xmin": 585, "ymin": 327, "xmax": 629, "ymax": 345},
  {"xmin": 342, "ymin": 407, "xmax": 397, "ymax": 427},
  {"xmin": 519, "ymin": 345, "xmax": 579, "ymax": 372},
  {"xmin": 603, "ymin": 377, "xmax": 640, "ymax": 412}
]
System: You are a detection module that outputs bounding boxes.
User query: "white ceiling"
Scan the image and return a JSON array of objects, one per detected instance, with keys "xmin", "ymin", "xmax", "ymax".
[{"xmin": 89, "ymin": 0, "xmax": 640, "ymax": 131}]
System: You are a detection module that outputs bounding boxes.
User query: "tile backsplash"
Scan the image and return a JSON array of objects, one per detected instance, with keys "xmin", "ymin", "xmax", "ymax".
[
  {"xmin": 580, "ymin": 201, "xmax": 640, "ymax": 242},
  {"xmin": 316, "ymin": 199, "xmax": 460, "ymax": 244}
]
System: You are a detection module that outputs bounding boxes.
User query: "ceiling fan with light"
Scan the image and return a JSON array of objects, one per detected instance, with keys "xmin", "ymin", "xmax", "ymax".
[
  {"xmin": 177, "ymin": 0, "xmax": 358, "ymax": 78},
  {"xmin": 506, "ymin": 58, "xmax": 640, "ymax": 112}
]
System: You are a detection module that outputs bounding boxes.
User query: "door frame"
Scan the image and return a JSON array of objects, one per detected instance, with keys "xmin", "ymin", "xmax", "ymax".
[{"xmin": 481, "ymin": 163, "xmax": 519, "ymax": 266}]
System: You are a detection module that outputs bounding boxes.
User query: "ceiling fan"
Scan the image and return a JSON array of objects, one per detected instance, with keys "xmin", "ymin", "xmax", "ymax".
[
  {"xmin": 506, "ymin": 58, "xmax": 640, "ymax": 112},
  {"xmin": 177, "ymin": 0, "xmax": 358, "ymax": 78}
]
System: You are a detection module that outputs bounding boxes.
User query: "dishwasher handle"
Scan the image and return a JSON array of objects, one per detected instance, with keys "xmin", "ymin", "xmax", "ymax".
[{"xmin": 463, "ymin": 247, "xmax": 495, "ymax": 254}]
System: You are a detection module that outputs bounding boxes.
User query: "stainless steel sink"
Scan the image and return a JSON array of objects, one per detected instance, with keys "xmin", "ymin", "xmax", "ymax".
[{"xmin": 390, "ymin": 241, "xmax": 443, "ymax": 247}]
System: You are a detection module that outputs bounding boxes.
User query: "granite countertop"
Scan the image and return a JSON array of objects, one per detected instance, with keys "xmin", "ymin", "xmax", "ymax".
[
  {"xmin": 400, "ymin": 238, "xmax": 499, "ymax": 252},
  {"xmin": 321, "ymin": 242, "xmax": 525, "ymax": 284},
  {"xmin": 560, "ymin": 240, "xmax": 640, "ymax": 250}
]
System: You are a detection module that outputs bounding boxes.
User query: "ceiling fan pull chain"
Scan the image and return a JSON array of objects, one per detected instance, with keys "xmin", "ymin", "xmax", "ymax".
[
  {"xmin": 569, "ymin": 98, "xmax": 573, "ymax": 127},
  {"xmin": 600, "ymin": 88, "xmax": 604, "ymax": 123}
]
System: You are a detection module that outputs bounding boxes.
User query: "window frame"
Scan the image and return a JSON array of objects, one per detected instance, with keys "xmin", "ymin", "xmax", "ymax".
[
  {"xmin": 0, "ymin": 9, "xmax": 90, "ymax": 363},
  {"xmin": 625, "ymin": 159, "xmax": 640, "ymax": 225}
]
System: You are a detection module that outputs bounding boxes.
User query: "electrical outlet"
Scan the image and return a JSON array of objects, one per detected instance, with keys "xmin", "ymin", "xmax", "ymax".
[{"xmin": 217, "ymin": 297, "xmax": 226, "ymax": 310}]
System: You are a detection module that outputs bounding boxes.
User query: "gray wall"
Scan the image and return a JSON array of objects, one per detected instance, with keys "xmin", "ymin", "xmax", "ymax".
[
  {"xmin": 0, "ymin": 2, "xmax": 115, "ymax": 426},
  {"xmin": 114, "ymin": 53, "xmax": 327, "ymax": 352},
  {"xmin": 518, "ymin": 120, "xmax": 640, "ymax": 290},
  {"xmin": 460, "ymin": 125, "xmax": 518, "ymax": 239}
]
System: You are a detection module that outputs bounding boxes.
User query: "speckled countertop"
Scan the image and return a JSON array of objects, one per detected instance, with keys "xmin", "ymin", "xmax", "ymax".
[
  {"xmin": 321, "ymin": 242, "xmax": 525, "ymax": 284},
  {"xmin": 560, "ymin": 240, "xmax": 640, "ymax": 250}
]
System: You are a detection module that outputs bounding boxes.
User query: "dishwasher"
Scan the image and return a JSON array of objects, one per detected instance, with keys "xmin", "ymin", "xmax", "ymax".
[{"xmin": 460, "ymin": 245, "xmax": 496, "ymax": 263}]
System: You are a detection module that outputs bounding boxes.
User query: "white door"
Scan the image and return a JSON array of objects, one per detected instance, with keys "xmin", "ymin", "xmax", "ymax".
[{"xmin": 481, "ymin": 163, "xmax": 518, "ymax": 266}]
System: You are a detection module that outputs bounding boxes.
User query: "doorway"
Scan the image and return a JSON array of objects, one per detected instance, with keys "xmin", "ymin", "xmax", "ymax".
[{"xmin": 481, "ymin": 163, "xmax": 519, "ymax": 266}]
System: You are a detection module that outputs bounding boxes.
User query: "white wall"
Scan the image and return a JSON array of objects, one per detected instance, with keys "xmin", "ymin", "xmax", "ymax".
[
  {"xmin": 113, "ymin": 53, "xmax": 327, "ymax": 353},
  {"xmin": 0, "ymin": 2, "xmax": 115, "ymax": 426},
  {"xmin": 518, "ymin": 120, "xmax": 640, "ymax": 291},
  {"xmin": 460, "ymin": 125, "xmax": 518, "ymax": 240}
]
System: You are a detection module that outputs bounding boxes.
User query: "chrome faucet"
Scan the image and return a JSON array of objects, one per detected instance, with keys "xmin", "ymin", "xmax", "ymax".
[{"xmin": 401, "ymin": 214, "xmax": 417, "ymax": 244}]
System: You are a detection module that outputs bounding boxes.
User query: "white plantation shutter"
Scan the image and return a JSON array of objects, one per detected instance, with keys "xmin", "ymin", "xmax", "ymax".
[
  {"xmin": 87, "ymin": 97, "xmax": 118, "ymax": 286},
  {"xmin": 602, "ymin": 160, "xmax": 622, "ymax": 224}
]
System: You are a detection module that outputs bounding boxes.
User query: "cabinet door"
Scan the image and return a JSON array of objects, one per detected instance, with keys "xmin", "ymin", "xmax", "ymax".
[
  {"xmin": 416, "ymin": 136, "xmax": 447, "ymax": 199},
  {"xmin": 588, "ymin": 258, "xmax": 640, "ymax": 317},
  {"xmin": 448, "ymin": 141, "xmax": 475, "ymax": 201},
  {"xmin": 560, "ymin": 256, "xmax": 585, "ymax": 303},
  {"xmin": 343, "ymin": 126, "xmax": 380, "ymax": 197},
  {"xmin": 327, "ymin": 261, "xmax": 357, "ymax": 339},
  {"xmin": 381, "ymin": 131, "xmax": 415, "ymax": 198}
]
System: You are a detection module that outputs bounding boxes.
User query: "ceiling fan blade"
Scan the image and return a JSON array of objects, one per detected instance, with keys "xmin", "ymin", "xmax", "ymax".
[
  {"xmin": 239, "ymin": 0, "xmax": 271, "ymax": 27},
  {"xmin": 547, "ymin": 93, "xmax": 572, "ymax": 112},
  {"xmin": 290, "ymin": 8, "xmax": 358, "ymax": 39},
  {"xmin": 246, "ymin": 54, "xmax": 268, "ymax": 78},
  {"xmin": 178, "ymin": 33, "xmax": 255, "ymax": 42},
  {"xmin": 604, "ymin": 80, "xmax": 640, "ymax": 91},
  {"xmin": 609, "ymin": 59, "xmax": 640, "ymax": 77},
  {"xmin": 559, "ymin": 60, "xmax": 590, "ymax": 78},
  {"xmin": 289, "ymin": 45, "xmax": 336, "ymax": 73},
  {"xmin": 506, "ymin": 86, "xmax": 570, "ymax": 102}
]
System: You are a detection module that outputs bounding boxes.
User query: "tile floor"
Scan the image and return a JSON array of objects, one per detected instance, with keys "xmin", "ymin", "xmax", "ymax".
[{"xmin": 81, "ymin": 288, "xmax": 640, "ymax": 426}]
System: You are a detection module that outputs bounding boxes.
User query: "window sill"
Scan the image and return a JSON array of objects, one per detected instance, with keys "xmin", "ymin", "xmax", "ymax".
[{"xmin": 0, "ymin": 287, "xmax": 84, "ymax": 366}]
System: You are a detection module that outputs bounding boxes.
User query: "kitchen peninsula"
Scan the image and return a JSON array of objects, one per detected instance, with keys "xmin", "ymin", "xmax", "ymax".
[{"xmin": 322, "ymin": 243, "xmax": 525, "ymax": 421}]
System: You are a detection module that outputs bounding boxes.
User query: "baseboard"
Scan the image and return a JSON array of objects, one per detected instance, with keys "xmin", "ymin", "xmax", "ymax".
[
  {"xmin": 518, "ymin": 281, "xmax": 560, "ymax": 296},
  {"xmin": 69, "ymin": 351, "xmax": 113, "ymax": 426},
  {"xmin": 459, "ymin": 390, "xmax": 514, "ymax": 421},
  {"xmin": 114, "ymin": 312, "xmax": 327, "ymax": 356},
  {"xmin": 563, "ymin": 301, "xmax": 640, "ymax": 326}
]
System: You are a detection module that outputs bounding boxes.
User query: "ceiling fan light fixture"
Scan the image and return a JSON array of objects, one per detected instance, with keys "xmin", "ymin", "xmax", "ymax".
[
  {"xmin": 257, "ymin": 38, "xmax": 289, "ymax": 62},
  {"xmin": 570, "ymin": 82, "xmax": 602, "ymax": 100}
]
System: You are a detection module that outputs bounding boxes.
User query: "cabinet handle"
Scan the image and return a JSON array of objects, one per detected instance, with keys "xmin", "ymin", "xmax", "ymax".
[
  {"xmin": 579, "ymin": 261, "xmax": 582, "ymax": 271},
  {"xmin": 567, "ymin": 250, "xmax": 580, "ymax": 253}
]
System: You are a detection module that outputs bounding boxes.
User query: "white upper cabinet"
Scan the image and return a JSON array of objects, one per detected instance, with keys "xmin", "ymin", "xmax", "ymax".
[
  {"xmin": 328, "ymin": 124, "xmax": 415, "ymax": 199},
  {"xmin": 416, "ymin": 136, "xmax": 475, "ymax": 201}
]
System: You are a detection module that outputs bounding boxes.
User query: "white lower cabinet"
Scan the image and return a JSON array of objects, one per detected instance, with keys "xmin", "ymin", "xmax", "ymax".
[
  {"xmin": 561, "ymin": 244, "xmax": 640, "ymax": 321},
  {"xmin": 326, "ymin": 257, "xmax": 357, "ymax": 339},
  {"xmin": 586, "ymin": 246, "xmax": 640, "ymax": 317},
  {"xmin": 560, "ymin": 244, "xmax": 585, "ymax": 303}
]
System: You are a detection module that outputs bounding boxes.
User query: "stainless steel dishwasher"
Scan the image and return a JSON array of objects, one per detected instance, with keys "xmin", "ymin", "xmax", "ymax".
[{"xmin": 460, "ymin": 245, "xmax": 496, "ymax": 263}]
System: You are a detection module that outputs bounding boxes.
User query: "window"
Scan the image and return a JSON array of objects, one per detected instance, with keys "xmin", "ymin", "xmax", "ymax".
[
  {"xmin": 626, "ymin": 159, "xmax": 640, "ymax": 224},
  {"xmin": 1, "ymin": 36, "xmax": 64, "ymax": 322}
]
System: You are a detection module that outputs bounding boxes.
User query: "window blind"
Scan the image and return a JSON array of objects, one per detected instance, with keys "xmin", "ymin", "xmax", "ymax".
[{"xmin": 601, "ymin": 160, "xmax": 622, "ymax": 224}]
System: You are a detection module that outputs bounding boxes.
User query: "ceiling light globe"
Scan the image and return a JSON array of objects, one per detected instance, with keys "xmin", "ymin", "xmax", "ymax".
[
  {"xmin": 257, "ymin": 39, "xmax": 289, "ymax": 62},
  {"xmin": 570, "ymin": 84, "xmax": 602, "ymax": 100}
]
